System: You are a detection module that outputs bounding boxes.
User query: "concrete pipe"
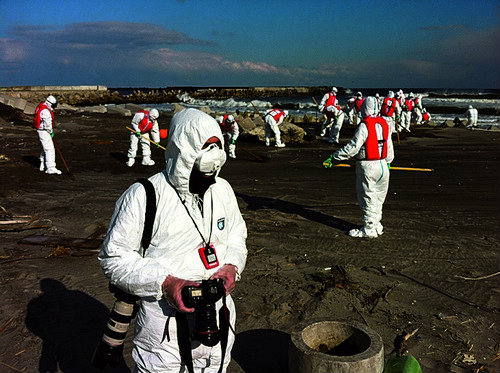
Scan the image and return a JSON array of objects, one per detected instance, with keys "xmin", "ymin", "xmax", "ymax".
[{"xmin": 288, "ymin": 320, "xmax": 384, "ymax": 373}]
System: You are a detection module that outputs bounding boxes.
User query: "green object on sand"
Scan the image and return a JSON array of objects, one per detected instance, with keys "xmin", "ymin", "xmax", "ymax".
[{"xmin": 383, "ymin": 355, "xmax": 422, "ymax": 373}]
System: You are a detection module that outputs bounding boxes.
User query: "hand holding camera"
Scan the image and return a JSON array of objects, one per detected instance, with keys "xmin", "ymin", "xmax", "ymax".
[
  {"xmin": 210, "ymin": 264, "xmax": 238, "ymax": 295},
  {"xmin": 162, "ymin": 275, "xmax": 199, "ymax": 313}
]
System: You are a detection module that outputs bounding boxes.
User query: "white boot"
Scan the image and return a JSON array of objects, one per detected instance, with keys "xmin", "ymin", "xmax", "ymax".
[
  {"xmin": 376, "ymin": 223, "xmax": 384, "ymax": 235},
  {"xmin": 126, "ymin": 158, "xmax": 135, "ymax": 167},
  {"xmin": 45, "ymin": 167, "xmax": 62, "ymax": 175},
  {"xmin": 349, "ymin": 227, "xmax": 377, "ymax": 238},
  {"xmin": 142, "ymin": 157, "xmax": 155, "ymax": 166},
  {"xmin": 39, "ymin": 160, "xmax": 45, "ymax": 172},
  {"xmin": 275, "ymin": 142, "xmax": 285, "ymax": 148},
  {"xmin": 228, "ymin": 144, "xmax": 236, "ymax": 159},
  {"xmin": 265, "ymin": 138, "xmax": 270, "ymax": 147}
]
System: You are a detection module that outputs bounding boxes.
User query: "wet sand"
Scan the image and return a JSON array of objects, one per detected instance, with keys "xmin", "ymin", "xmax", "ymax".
[{"xmin": 1, "ymin": 105, "xmax": 499, "ymax": 372}]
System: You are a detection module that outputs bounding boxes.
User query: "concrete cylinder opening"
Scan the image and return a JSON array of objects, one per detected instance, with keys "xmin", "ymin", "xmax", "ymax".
[{"xmin": 289, "ymin": 320, "xmax": 384, "ymax": 373}]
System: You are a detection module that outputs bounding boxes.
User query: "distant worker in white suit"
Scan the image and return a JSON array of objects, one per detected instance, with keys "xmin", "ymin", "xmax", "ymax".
[
  {"xmin": 413, "ymin": 94, "xmax": 424, "ymax": 125},
  {"xmin": 264, "ymin": 108, "xmax": 288, "ymax": 147},
  {"xmin": 465, "ymin": 105, "xmax": 478, "ymax": 129},
  {"xmin": 422, "ymin": 108, "xmax": 431, "ymax": 124},
  {"xmin": 33, "ymin": 95, "xmax": 62, "ymax": 175},
  {"xmin": 127, "ymin": 109, "xmax": 160, "ymax": 167},
  {"xmin": 399, "ymin": 93, "xmax": 414, "ymax": 132},
  {"xmin": 217, "ymin": 114, "xmax": 239, "ymax": 158},
  {"xmin": 318, "ymin": 87, "xmax": 344, "ymax": 144},
  {"xmin": 323, "ymin": 96, "xmax": 394, "ymax": 238},
  {"xmin": 380, "ymin": 91, "xmax": 398, "ymax": 134}
]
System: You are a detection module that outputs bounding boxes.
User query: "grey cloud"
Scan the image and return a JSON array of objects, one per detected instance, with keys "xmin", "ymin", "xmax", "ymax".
[{"xmin": 8, "ymin": 21, "xmax": 214, "ymax": 48}]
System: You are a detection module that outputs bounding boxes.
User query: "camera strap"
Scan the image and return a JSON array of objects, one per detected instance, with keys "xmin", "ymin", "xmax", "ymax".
[
  {"xmin": 172, "ymin": 186, "xmax": 214, "ymax": 250},
  {"xmin": 135, "ymin": 178, "xmax": 157, "ymax": 257}
]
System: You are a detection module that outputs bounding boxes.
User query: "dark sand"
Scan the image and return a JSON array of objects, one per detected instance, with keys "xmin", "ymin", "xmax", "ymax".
[{"xmin": 0, "ymin": 104, "xmax": 499, "ymax": 372}]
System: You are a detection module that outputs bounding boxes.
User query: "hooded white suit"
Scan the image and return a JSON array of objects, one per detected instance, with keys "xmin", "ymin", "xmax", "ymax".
[
  {"xmin": 99, "ymin": 108, "xmax": 247, "ymax": 372},
  {"xmin": 333, "ymin": 97, "xmax": 394, "ymax": 238},
  {"xmin": 36, "ymin": 99, "xmax": 61, "ymax": 174}
]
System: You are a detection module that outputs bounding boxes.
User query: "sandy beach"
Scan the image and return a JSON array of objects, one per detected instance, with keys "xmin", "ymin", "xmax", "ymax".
[{"xmin": 0, "ymin": 104, "xmax": 499, "ymax": 372}]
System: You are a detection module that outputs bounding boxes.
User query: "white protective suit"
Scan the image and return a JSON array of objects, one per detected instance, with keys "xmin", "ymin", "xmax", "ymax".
[
  {"xmin": 127, "ymin": 111, "xmax": 160, "ymax": 166},
  {"xmin": 324, "ymin": 106, "xmax": 345, "ymax": 144},
  {"xmin": 264, "ymin": 109, "xmax": 287, "ymax": 147},
  {"xmin": 381, "ymin": 91, "xmax": 397, "ymax": 134},
  {"xmin": 333, "ymin": 97, "xmax": 394, "ymax": 238},
  {"xmin": 36, "ymin": 98, "xmax": 61, "ymax": 174},
  {"xmin": 399, "ymin": 95, "xmax": 412, "ymax": 132},
  {"xmin": 413, "ymin": 94, "xmax": 423, "ymax": 125},
  {"xmin": 99, "ymin": 108, "xmax": 248, "ymax": 373},
  {"xmin": 217, "ymin": 115, "xmax": 240, "ymax": 159},
  {"xmin": 465, "ymin": 105, "xmax": 478, "ymax": 129}
]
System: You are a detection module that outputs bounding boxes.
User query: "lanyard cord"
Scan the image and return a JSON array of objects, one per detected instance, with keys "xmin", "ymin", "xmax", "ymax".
[{"xmin": 173, "ymin": 186, "xmax": 213, "ymax": 246}]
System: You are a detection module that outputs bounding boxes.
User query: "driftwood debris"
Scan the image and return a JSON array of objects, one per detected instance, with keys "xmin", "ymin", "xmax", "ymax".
[{"xmin": 18, "ymin": 234, "xmax": 102, "ymax": 251}]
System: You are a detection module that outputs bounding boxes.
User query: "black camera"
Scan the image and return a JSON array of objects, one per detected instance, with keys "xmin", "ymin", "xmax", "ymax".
[
  {"xmin": 181, "ymin": 279, "xmax": 226, "ymax": 347},
  {"xmin": 92, "ymin": 283, "xmax": 139, "ymax": 369}
]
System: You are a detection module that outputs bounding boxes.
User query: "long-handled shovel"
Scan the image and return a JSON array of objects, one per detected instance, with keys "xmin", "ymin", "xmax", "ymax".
[
  {"xmin": 325, "ymin": 162, "xmax": 433, "ymax": 172},
  {"xmin": 126, "ymin": 126, "xmax": 166, "ymax": 150},
  {"xmin": 52, "ymin": 137, "xmax": 71, "ymax": 174}
]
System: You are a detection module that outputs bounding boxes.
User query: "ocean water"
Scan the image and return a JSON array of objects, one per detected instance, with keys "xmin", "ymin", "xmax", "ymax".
[{"xmin": 113, "ymin": 88, "xmax": 500, "ymax": 128}]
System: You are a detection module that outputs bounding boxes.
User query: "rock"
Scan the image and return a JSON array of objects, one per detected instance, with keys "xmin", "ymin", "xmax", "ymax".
[
  {"xmin": 199, "ymin": 106, "xmax": 212, "ymax": 115},
  {"xmin": 441, "ymin": 120, "xmax": 455, "ymax": 128},
  {"xmin": 83, "ymin": 105, "xmax": 107, "ymax": 114},
  {"xmin": 106, "ymin": 105, "xmax": 132, "ymax": 116},
  {"xmin": 23, "ymin": 102, "xmax": 37, "ymax": 115},
  {"xmin": 124, "ymin": 103, "xmax": 145, "ymax": 113},
  {"xmin": 238, "ymin": 117, "xmax": 257, "ymax": 133},
  {"xmin": 172, "ymin": 103, "xmax": 185, "ymax": 114},
  {"xmin": 281, "ymin": 122, "xmax": 306, "ymax": 143}
]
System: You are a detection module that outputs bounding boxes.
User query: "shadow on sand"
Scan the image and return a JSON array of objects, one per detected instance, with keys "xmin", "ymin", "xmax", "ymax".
[
  {"xmin": 236, "ymin": 193, "xmax": 357, "ymax": 233},
  {"xmin": 26, "ymin": 278, "xmax": 130, "ymax": 373},
  {"xmin": 232, "ymin": 329, "xmax": 290, "ymax": 373}
]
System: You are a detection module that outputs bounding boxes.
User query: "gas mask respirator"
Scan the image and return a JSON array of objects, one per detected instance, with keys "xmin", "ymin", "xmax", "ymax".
[{"xmin": 194, "ymin": 143, "xmax": 226, "ymax": 176}]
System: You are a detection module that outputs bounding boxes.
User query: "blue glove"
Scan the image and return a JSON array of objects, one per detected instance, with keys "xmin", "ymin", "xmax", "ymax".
[
  {"xmin": 231, "ymin": 139, "xmax": 236, "ymax": 145},
  {"xmin": 387, "ymin": 163, "xmax": 391, "ymax": 169},
  {"xmin": 50, "ymin": 131, "xmax": 54, "ymax": 138},
  {"xmin": 155, "ymin": 142, "xmax": 160, "ymax": 148},
  {"xmin": 323, "ymin": 155, "xmax": 334, "ymax": 168},
  {"xmin": 135, "ymin": 131, "xmax": 142, "ymax": 138}
]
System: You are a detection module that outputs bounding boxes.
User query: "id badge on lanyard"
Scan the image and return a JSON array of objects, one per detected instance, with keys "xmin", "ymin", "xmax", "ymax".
[{"xmin": 199, "ymin": 243, "xmax": 219, "ymax": 269}]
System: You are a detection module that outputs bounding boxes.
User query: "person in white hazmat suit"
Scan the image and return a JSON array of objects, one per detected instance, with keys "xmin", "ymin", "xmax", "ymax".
[
  {"xmin": 127, "ymin": 108, "xmax": 161, "ymax": 167},
  {"xmin": 99, "ymin": 108, "xmax": 247, "ymax": 372},
  {"xmin": 216, "ymin": 114, "xmax": 239, "ymax": 158},
  {"xmin": 33, "ymin": 95, "xmax": 62, "ymax": 174},
  {"xmin": 323, "ymin": 97, "xmax": 394, "ymax": 238},
  {"xmin": 264, "ymin": 108, "xmax": 288, "ymax": 147},
  {"xmin": 318, "ymin": 87, "xmax": 345, "ymax": 144},
  {"xmin": 465, "ymin": 105, "xmax": 478, "ymax": 129},
  {"xmin": 413, "ymin": 94, "xmax": 423, "ymax": 125},
  {"xmin": 380, "ymin": 91, "xmax": 398, "ymax": 134}
]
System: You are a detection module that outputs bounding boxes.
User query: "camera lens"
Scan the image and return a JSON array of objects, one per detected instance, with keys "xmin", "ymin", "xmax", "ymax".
[
  {"xmin": 192, "ymin": 303, "xmax": 221, "ymax": 347},
  {"xmin": 92, "ymin": 298, "xmax": 136, "ymax": 368}
]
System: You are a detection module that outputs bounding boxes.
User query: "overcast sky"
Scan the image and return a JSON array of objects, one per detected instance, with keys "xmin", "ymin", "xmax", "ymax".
[{"xmin": 1, "ymin": 0, "xmax": 499, "ymax": 89}]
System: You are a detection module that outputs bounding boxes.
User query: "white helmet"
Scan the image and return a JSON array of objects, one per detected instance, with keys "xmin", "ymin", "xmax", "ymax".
[
  {"xmin": 356, "ymin": 91, "xmax": 362, "ymax": 97},
  {"xmin": 46, "ymin": 95, "xmax": 57, "ymax": 106},
  {"xmin": 283, "ymin": 110, "xmax": 289, "ymax": 117},
  {"xmin": 227, "ymin": 114, "xmax": 235, "ymax": 123},
  {"xmin": 409, "ymin": 92, "xmax": 414, "ymax": 98},
  {"xmin": 331, "ymin": 87, "xmax": 337, "ymax": 93},
  {"xmin": 388, "ymin": 91, "xmax": 395, "ymax": 98},
  {"xmin": 149, "ymin": 108, "xmax": 159, "ymax": 119}
]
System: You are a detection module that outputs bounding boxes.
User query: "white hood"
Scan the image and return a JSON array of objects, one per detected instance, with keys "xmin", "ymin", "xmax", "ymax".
[
  {"xmin": 164, "ymin": 108, "xmax": 224, "ymax": 195},
  {"xmin": 360, "ymin": 96, "xmax": 378, "ymax": 119}
]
